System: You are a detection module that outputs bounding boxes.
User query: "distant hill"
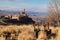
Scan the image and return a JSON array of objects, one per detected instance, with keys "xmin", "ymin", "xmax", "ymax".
[
  {"xmin": 26, "ymin": 11, "xmax": 47, "ymax": 17},
  {"xmin": 0, "ymin": 10, "xmax": 19, "ymax": 16},
  {"xmin": 0, "ymin": 10, "xmax": 47, "ymax": 17}
]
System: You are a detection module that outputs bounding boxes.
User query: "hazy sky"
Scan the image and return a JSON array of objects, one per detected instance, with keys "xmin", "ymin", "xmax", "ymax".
[{"xmin": 0, "ymin": 0, "xmax": 50, "ymax": 12}]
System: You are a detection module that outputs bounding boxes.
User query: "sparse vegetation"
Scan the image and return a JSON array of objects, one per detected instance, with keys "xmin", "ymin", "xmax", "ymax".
[{"xmin": 0, "ymin": 25, "xmax": 36, "ymax": 40}]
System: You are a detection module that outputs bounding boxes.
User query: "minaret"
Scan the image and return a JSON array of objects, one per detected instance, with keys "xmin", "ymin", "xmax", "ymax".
[
  {"xmin": 22, "ymin": 9, "xmax": 25, "ymax": 14},
  {"xmin": 20, "ymin": 9, "xmax": 27, "ymax": 17},
  {"xmin": 24, "ymin": 9, "xmax": 25, "ymax": 13}
]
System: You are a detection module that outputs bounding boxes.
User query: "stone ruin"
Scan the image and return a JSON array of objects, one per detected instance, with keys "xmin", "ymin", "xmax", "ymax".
[{"xmin": 2, "ymin": 10, "xmax": 35, "ymax": 25}]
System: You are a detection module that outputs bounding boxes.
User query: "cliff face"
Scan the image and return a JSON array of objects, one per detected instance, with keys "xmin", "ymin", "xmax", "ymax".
[{"xmin": 19, "ymin": 16, "xmax": 35, "ymax": 24}]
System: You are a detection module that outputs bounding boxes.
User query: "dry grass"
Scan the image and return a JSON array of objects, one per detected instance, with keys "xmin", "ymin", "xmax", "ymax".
[
  {"xmin": 0, "ymin": 25, "xmax": 35, "ymax": 40},
  {"xmin": 0, "ymin": 25, "xmax": 60, "ymax": 40}
]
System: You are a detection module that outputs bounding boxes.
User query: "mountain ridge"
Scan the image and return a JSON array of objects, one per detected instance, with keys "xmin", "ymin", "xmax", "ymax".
[{"xmin": 0, "ymin": 10, "xmax": 48, "ymax": 17}]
